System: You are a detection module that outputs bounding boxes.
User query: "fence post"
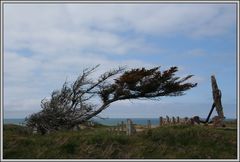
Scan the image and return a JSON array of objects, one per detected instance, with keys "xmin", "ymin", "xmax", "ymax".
[
  {"xmin": 126, "ymin": 119, "xmax": 132, "ymax": 136},
  {"xmin": 147, "ymin": 120, "xmax": 151, "ymax": 129},
  {"xmin": 117, "ymin": 123, "xmax": 120, "ymax": 134},
  {"xmin": 177, "ymin": 116, "xmax": 180, "ymax": 124},
  {"xmin": 166, "ymin": 116, "xmax": 170, "ymax": 125},
  {"xmin": 121, "ymin": 121, "xmax": 124, "ymax": 132},
  {"xmin": 211, "ymin": 75, "xmax": 225, "ymax": 126},
  {"xmin": 184, "ymin": 117, "xmax": 189, "ymax": 124},
  {"xmin": 172, "ymin": 117, "xmax": 176, "ymax": 124},
  {"xmin": 159, "ymin": 116, "xmax": 163, "ymax": 126}
]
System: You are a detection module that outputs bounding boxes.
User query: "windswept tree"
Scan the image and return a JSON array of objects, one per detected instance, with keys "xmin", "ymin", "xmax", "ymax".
[{"xmin": 26, "ymin": 65, "xmax": 197, "ymax": 134}]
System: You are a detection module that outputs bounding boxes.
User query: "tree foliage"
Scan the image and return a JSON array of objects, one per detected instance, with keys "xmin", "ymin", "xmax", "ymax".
[{"xmin": 26, "ymin": 65, "xmax": 197, "ymax": 134}]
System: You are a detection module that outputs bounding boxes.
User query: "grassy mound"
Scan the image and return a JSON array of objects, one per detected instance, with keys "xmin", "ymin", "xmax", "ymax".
[{"xmin": 3, "ymin": 123, "xmax": 237, "ymax": 159}]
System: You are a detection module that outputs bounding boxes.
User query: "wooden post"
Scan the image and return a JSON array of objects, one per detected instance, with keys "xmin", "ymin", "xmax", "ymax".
[
  {"xmin": 179, "ymin": 118, "xmax": 183, "ymax": 124},
  {"xmin": 126, "ymin": 119, "xmax": 132, "ymax": 136},
  {"xmin": 159, "ymin": 116, "xmax": 163, "ymax": 126},
  {"xmin": 184, "ymin": 117, "xmax": 189, "ymax": 124},
  {"xmin": 147, "ymin": 120, "xmax": 151, "ymax": 129},
  {"xmin": 172, "ymin": 117, "xmax": 176, "ymax": 124},
  {"xmin": 117, "ymin": 123, "xmax": 120, "ymax": 134},
  {"xmin": 166, "ymin": 116, "xmax": 170, "ymax": 124},
  {"xmin": 211, "ymin": 75, "xmax": 225, "ymax": 126},
  {"xmin": 177, "ymin": 116, "xmax": 180, "ymax": 124},
  {"xmin": 121, "ymin": 121, "xmax": 124, "ymax": 132}
]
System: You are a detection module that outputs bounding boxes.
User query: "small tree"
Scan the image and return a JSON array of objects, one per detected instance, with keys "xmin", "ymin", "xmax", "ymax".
[{"xmin": 26, "ymin": 65, "xmax": 197, "ymax": 134}]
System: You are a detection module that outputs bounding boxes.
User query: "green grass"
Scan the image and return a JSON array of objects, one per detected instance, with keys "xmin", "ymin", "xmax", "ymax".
[{"xmin": 3, "ymin": 123, "xmax": 237, "ymax": 159}]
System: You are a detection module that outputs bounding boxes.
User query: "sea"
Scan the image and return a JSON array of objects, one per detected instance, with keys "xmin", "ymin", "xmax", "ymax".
[
  {"xmin": 4, "ymin": 118, "xmax": 161, "ymax": 126},
  {"xmin": 3, "ymin": 118, "xmax": 236, "ymax": 126}
]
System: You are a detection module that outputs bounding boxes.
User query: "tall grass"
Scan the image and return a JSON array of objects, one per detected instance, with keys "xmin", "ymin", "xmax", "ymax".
[{"xmin": 3, "ymin": 123, "xmax": 237, "ymax": 159}]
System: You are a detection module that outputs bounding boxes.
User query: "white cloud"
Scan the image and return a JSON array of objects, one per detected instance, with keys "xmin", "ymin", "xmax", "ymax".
[
  {"xmin": 4, "ymin": 52, "xmax": 40, "ymax": 84},
  {"xmin": 63, "ymin": 4, "xmax": 235, "ymax": 37},
  {"xmin": 3, "ymin": 3, "xmax": 236, "ymax": 118},
  {"xmin": 4, "ymin": 50, "xmax": 155, "ymax": 117},
  {"xmin": 4, "ymin": 4, "xmax": 235, "ymax": 52}
]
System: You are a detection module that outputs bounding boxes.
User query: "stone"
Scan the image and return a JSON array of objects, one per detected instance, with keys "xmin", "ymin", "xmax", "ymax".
[
  {"xmin": 212, "ymin": 116, "xmax": 225, "ymax": 127},
  {"xmin": 184, "ymin": 117, "xmax": 189, "ymax": 124},
  {"xmin": 192, "ymin": 116, "xmax": 201, "ymax": 124},
  {"xmin": 190, "ymin": 118, "xmax": 195, "ymax": 125}
]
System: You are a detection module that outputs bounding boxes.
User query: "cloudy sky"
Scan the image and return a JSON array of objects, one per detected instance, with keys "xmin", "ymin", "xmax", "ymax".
[{"xmin": 3, "ymin": 3, "xmax": 237, "ymax": 119}]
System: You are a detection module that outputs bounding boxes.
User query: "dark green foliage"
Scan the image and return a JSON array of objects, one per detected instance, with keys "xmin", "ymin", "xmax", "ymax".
[
  {"xmin": 104, "ymin": 66, "xmax": 197, "ymax": 101},
  {"xmin": 61, "ymin": 140, "xmax": 78, "ymax": 154}
]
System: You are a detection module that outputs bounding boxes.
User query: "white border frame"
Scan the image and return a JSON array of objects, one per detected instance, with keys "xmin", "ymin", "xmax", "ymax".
[{"xmin": 0, "ymin": 0, "xmax": 239, "ymax": 161}]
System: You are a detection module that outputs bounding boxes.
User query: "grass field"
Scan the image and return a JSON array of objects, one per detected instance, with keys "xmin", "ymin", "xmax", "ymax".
[{"xmin": 3, "ymin": 122, "xmax": 237, "ymax": 159}]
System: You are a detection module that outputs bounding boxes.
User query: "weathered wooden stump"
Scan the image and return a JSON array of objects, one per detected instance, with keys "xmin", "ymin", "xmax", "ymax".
[
  {"xmin": 159, "ymin": 116, "xmax": 163, "ymax": 126},
  {"xmin": 117, "ymin": 123, "xmax": 120, "ymax": 134},
  {"xmin": 176, "ymin": 116, "xmax": 180, "ymax": 124},
  {"xmin": 147, "ymin": 120, "xmax": 151, "ymax": 129},
  {"xmin": 166, "ymin": 116, "xmax": 170, "ymax": 124},
  {"xmin": 126, "ymin": 119, "xmax": 136, "ymax": 136},
  {"xmin": 121, "ymin": 121, "xmax": 124, "ymax": 131},
  {"xmin": 204, "ymin": 75, "xmax": 225, "ymax": 127},
  {"xmin": 211, "ymin": 75, "xmax": 224, "ymax": 118},
  {"xmin": 184, "ymin": 117, "xmax": 189, "ymax": 124},
  {"xmin": 172, "ymin": 117, "xmax": 176, "ymax": 124},
  {"xmin": 211, "ymin": 75, "xmax": 225, "ymax": 126}
]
